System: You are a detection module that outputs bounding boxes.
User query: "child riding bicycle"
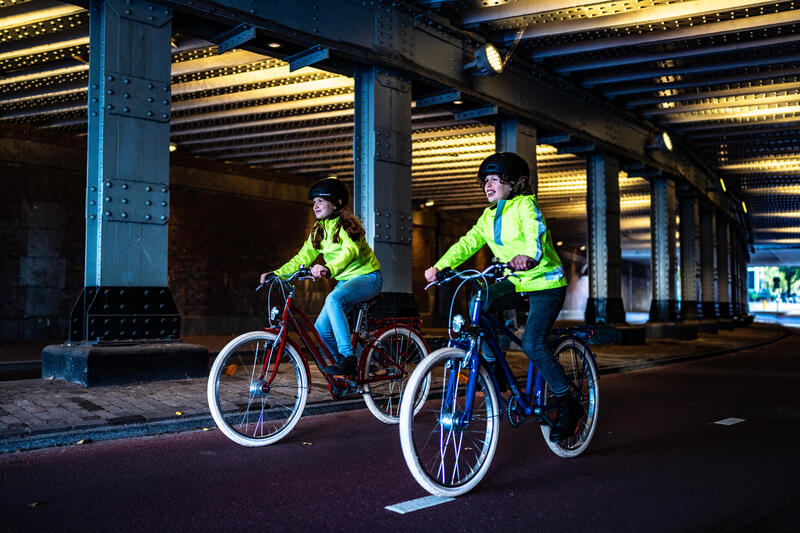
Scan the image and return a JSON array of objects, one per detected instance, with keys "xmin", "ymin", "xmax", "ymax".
[
  {"xmin": 261, "ymin": 177, "xmax": 382, "ymax": 376},
  {"xmin": 423, "ymin": 152, "xmax": 579, "ymax": 442}
]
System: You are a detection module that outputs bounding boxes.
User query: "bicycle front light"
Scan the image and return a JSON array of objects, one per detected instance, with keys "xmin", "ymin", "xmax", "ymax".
[
  {"xmin": 269, "ymin": 306, "xmax": 280, "ymax": 323},
  {"xmin": 451, "ymin": 314, "xmax": 465, "ymax": 333}
]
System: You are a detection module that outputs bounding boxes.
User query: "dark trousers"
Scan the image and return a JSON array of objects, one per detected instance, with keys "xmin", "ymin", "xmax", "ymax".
[{"xmin": 479, "ymin": 279, "xmax": 569, "ymax": 395}]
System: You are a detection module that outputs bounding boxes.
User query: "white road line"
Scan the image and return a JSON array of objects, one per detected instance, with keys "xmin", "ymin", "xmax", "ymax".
[
  {"xmin": 385, "ymin": 495, "xmax": 455, "ymax": 514},
  {"xmin": 714, "ymin": 417, "xmax": 745, "ymax": 426}
]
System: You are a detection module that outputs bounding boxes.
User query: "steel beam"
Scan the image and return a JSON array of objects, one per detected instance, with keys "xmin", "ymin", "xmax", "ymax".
[
  {"xmin": 716, "ymin": 215, "xmax": 732, "ymax": 318},
  {"xmin": 583, "ymin": 53, "xmax": 800, "ymax": 88},
  {"xmin": 679, "ymin": 190, "xmax": 702, "ymax": 320},
  {"xmin": 649, "ymin": 176, "xmax": 678, "ymax": 322},
  {"xmin": 528, "ymin": 10, "xmax": 800, "ymax": 59},
  {"xmin": 555, "ymin": 33, "xmax": 800, "ymax": 75},
  {"xmin": 76, "ymin": 0, "xmax": 177, "ymax": 343},
  {"xmin": 495, "ymin": 117, "xmax": 537, "ymax": 194},
  {"xmin": 585, "ymin": 152, "xmax": 626, "ymax": 325},
  {"xmin": 502, "ymin": 0, "xmax": 778, "ymax": 42},
  {"xmin": 155, "ymin": 0, "xmax": 734, "ymax": 219},
  {"xmin": 353, "ymin": 66, "xmax": 415, "ymax": 313},
  {"xmin": 700, "ymin": 203, "xmax": 719, "ymax": 319}
]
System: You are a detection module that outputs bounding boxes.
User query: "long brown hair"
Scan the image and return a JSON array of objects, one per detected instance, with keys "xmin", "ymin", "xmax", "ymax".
[{"xmin": 310, "ymin": 209, "xmax": 366, "ymax": 249}]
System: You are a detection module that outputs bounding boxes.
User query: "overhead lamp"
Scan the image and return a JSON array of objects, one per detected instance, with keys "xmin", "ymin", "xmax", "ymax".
[
  {"xmin": 267, "ymin": 42, "xmax": 282, "ymax": 49},
  {"xmin": 647, "ymin": 130, "xmax": 673, "ymax": 152},
  {"xmin": 424, "ymin": 200, "xmax": 435, "ymax": 207},
  {"xmin": 464, "ymin": 44, "xmax": 503, "ymax": 76},
  {"xmin": 169, "ymin": 142, "xmax": 178, "ymax": 153},
  {"xmin": 719, "ymin": 178, "xmax": 727, "ymax": 192},
  {"xmin": 741, "ymin": 201, "xmax": 748, "ymax": 214}
]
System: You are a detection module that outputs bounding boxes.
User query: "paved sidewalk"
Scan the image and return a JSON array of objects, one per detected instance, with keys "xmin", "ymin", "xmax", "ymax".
[{"xmin": 0, "ymin": 324, "xmax": 790, "ymax": 453}]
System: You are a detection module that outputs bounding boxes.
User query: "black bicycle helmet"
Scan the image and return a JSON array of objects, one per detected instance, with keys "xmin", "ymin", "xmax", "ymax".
[
  {"xmin": 308, "ymin": 177, "xmax": 348, "ymax": 209},
  {"xmin": 477, "ymin": 152, "xmax": 530, "ymax": 184}
]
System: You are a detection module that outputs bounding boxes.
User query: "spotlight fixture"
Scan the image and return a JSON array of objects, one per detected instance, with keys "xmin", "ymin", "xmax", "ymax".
[
  {"xmin": 169, "ymin": 142, "xmax": 177, "ymax": 152},
  {"xmin": 647, "ymin": 130, "xmax": 673, "ymax": 152},
  {"xmin": 719, "ymin": 178, "xmax": 727, "ymax": 192},
  {"xmin": 464, "ymin": 43, "xmax": 503, "ymax": 76},
  {"xmin": 267, "ymin": 42, "xmax": 282, "ymax": 49},
  {"xmin": 424, "ymin": 200, "xmax": 435, "ymax": 207}
]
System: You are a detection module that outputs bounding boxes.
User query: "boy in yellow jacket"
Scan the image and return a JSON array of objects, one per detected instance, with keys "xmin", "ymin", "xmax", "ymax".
[{"xmin": 424, "ymin": 152, "xmax": 578, "ymax": 442}]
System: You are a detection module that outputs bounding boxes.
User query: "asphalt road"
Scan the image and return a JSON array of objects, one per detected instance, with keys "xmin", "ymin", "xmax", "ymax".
[{"xmin": 3, "ymin": 333, "xmax": 799, "ymax": 532}]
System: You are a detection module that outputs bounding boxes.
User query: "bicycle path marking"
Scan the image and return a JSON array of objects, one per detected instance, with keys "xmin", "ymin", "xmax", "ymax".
[
  {"xmin": 385, "ymin": 495, "xmax": 455, "ymax": 514},
  {"xmin": 714, "ymin": 417, "xmax": 745, "ymax": 426}
]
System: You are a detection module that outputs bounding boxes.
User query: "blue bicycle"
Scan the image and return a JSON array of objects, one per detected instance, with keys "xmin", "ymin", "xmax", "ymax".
[{"xmin": 399, "ymin": 262, "xmax": 599, "ymax": 496}]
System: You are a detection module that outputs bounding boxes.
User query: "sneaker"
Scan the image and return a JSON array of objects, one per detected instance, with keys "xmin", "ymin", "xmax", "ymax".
[
  {"xmin": 324, "ymin": 355, "xmax": 358, "ymax": 376},
  {"xmin": 548, "ymin": 392, "xmax": 581, "ymax": 443}
]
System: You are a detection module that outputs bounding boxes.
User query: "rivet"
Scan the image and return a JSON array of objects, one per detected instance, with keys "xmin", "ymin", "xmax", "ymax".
[
  {"xmin": 145, "ymin": 185, "xmax": 152, "ymax": 191},
  {"xmin": 108, "ymin": 75, "xmax": 114, "ymax": 81},
  {"xmin": 160, "ymin": 215, "xmax": 167, "ymax": 220},
  {"xmin": 161, "ymin": 201, "xmax": 167, "ymax": 206},
  {"xmin": 121, "ymin": 212, "xmax": 128, "ymax": 218},
  {"xmin": 123, "ymin": 107, "xmax": 129, "ymax": 113},
  {"xmin": 147, "ymin": 111, "xmax": 153, "ymax": 116},
  {"xmin": 161, "ymin": 187, "xmax": 167, "ymax": 193},
  {"xmin": 121, "ymin": 198, "xmax": 128, "ymax": 204},
  {"xmin": 162, "ymin": 100, "xmax": 168, "ymax": 105},
  {"xmin": 145, "ymin": 214, "xmax": 152, "ymax": 220},
  {"xmin": 106, "ymin": 104, "xmax": 113, "ymax": 110},
  {"xmin": 146, "ymin": 200, "xmax": 152, "ymax": 206},
  {"xmin": 123, "ymin": 79, "xmax": 130, "ymax": 84},
  {"xmin": 147, "ymin": 83, "xmax": 154, "ymax": 89},
  {"xmin": 92, "ymin": 97, "xmax": 98, "ymax": 103},
  {"xmin": 90, "ymin": 200, "xmax": 96, "ymax": 205},
  {"xmin": 90, "ymin": 186, "xmax": 97, "ymax": 192},
  {"xmin": 105, "ymin": 196, "xmax": 111, "ymax": 202},
  {"xmin": 121, "ymin": 183, "xmax": 128, "ymax": 189},
  {"xmin": 124, "ymin": 9, "xmax": 131, "ymax": 14},
  {"xmin": 148, "ymin": 15, "xmax": 154, "ymax": 21},
  {"xmin": 89, "ymin": 214, "xmax": 96, "ymax": 220},
  {"xmin": 105, "ymin": 181, "xmax": 112, "ymax": 188},
  {"xmin": 147, "ymin": 97, "xmax": 154, "ymax": 102},
  {"xmin": 91, "ymin": 111, "xmax": 98, "ymax": 116},
  {"xmin": 162, "ymin": 113, "xmax": 168, "ymax": 119},
  {"xmin": 123, "ymin": 93, "xmax": 130, "ymax": 98},
  {"xmin": 92, "ymin": 84, "xmax": 99, "ymax": 89},
  {"xmin": 104, "ymin": 211, "xmax": 112, "ymax": 217}
]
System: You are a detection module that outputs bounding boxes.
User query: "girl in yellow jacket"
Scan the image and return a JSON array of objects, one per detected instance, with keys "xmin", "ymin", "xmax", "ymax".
[
  {"xmin": 424, "ymin": 152, "xmax": 578, "ymax": 443},
  {"xmin": 261, "ymin": 178, "xmax": 381, "ymax": 376}
]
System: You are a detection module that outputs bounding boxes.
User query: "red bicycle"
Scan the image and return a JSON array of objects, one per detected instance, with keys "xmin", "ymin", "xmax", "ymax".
[{"xmin": 207, "ymin": 266, "xmax": 431, "ymax": 446}]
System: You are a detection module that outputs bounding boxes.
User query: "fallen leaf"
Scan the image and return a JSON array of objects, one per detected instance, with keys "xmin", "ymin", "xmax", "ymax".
[
  {"xmin": 223, "ymin": 364, "xmax": 238, "ymax": 376},
  {"xmin": 28, "ymin": 502, "xmax": 44, "ymax": 508},
  {"xmin": 75, "ymin": 438, "xmax": 92, "ymax": 445},
  {"xmin": 175, "ymin": 411, "xmax": 183, "ymax": 416},
  {"xmin": 302, "ymin": 442, "xmax": 313, "ymax": 446},
  {"xmin": 202, "ymin": 427, "xmax": 214, "ymax": 431}
]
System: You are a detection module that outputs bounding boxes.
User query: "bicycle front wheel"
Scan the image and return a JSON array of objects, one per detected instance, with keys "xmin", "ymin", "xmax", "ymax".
[
  {"xmin": 399, "ymin": 347, "xmax": 500, "ymax": 497},
  {"xmin": 362, "ymin": 326, "xmax": 430, "ymax": 424},
  {"xmin": 540, "ymin": 337, "xmax": 599, "ymax": 458},
  {"xmin": 207, "ymin": 331, "xmax": 308, "ymax": 446}
]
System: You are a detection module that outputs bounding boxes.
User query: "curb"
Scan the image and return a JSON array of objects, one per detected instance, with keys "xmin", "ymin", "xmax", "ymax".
[{"xmin": 1, "ymin": 329, "xmax": 790, "ymax": 454}]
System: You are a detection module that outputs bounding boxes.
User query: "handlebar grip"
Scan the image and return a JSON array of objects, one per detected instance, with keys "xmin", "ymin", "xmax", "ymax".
[{"xmin": 436, "ymin": 267, "xmax": 452, "ymax": 282}]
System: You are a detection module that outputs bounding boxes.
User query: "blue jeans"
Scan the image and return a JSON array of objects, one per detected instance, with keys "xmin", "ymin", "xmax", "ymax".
[
  {"xmin": 479, "ymin": 280, "xmax": 570, "ymax": 395},
  {"xmin": 315, "ymin": 270, "xmax": 382, "ymax": 359}
]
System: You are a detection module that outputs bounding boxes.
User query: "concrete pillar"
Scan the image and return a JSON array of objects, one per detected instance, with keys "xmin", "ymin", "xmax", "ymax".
[
  {"xmin": 700, "ymin": 204, "xmax": 719, "ymax": 319},
  {"xmin": 495, "ymin": 118, "xmax": 538, "ymax": 194},
  {"xmin": 649, "ymin": 176, "xmax": 678, "ymax": 322},
  {"xmin": 43, "ymin": 0, "xmax": 207, "ymax": 385},
  {"xmin": 716, "ymin": 216, "xmax": 732, "ymax": 318},
  {"xmin": 585, "ymin": 152, "xmax": 626, "ymax": 325},
  {"xmin": 354, "ymin": 66, "xmax": 415, "ymax": 315},
  {"xmin": 679, "ymin": 191, "xmax": 702, "ymax": 320}
]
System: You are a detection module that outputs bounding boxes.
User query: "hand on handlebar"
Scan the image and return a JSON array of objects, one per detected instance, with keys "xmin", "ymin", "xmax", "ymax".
[
  {"xmin": 507, "ymin": 255, "xmax": 535, "ymax": 272},
  {"xmin": 310, "ymin": 264, "xmax": 330, "ymax": 279}
]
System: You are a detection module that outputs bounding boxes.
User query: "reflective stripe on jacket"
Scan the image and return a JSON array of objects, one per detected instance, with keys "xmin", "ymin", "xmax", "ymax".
[
  {"xmin": 434, "ymin": 194, "xmax": 567, "ymax": 292},
  {"xmin": 274, "ymin": 216, "xmax": 380, "ymax": 281}
]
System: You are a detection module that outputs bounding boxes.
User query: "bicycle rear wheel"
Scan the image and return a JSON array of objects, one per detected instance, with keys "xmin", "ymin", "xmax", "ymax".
[
  {"xmin": 207, "ymin": 331, "xmax": 308, "ymax": 446},
  {"xmin": 399, "ymin": 347, "xmax": 499, "ymax": 497},
  {"xmin": 362, "ymin": 326, "xmax": 430, "ymax": 424},
  {"xmin": 540, "ymin": 337, "xmax": 599, "ymax": 457}
]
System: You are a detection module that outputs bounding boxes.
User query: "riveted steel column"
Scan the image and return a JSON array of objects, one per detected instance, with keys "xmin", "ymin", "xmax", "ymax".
[
  {"xmin": 585, "ymin": 152, "xmax": 626, "ymax": 325},
  {"xmin": 353, "ymin": 66, "xmax": 415, "ymax": 314},
  {"xmin": 700, "ymin": 203, "xmax": 718, "ymax": 319},
  {"xmin": 716, "ymin": 216, "xmax": 732, "ymax": 318},
  {"xmin": 86, "ymin": 0, "xmax": 172, "ymax": 287},
  {"xmin": 679, "ymin": 191, "xmax": 701, "ymax": 320},
  {"xmin": 495, "ymin": 118, "xmax": 538, "ymax": 194},
  {"xmin": 649, "ymin": 176, "xmax": 678, "ymax": 322},
  {"xmin": 68, "ymin": 0, "xmax": 177, "ymax": 343}
]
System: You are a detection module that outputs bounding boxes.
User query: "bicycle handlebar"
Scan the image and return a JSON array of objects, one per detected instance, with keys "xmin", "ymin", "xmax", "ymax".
[
  {"xmin": 255, "ymin": 266, "xmax": 316, "ymax": 291},
  {"xmin": 424, "ymin": 261, "xmax": 517, "ymax": 291}
]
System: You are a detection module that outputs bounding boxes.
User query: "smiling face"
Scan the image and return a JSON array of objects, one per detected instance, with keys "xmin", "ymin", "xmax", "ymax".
[
  {"xmin": 483, "ymin": 174, "xmax": 513, "ymax": 204},
  {"xmin": 312, "ymin": 197, "xmax": 336, "ymax": 219}
]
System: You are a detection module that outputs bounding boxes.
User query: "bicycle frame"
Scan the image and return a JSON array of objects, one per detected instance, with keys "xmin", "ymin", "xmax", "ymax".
[
  {"xmin": 445, "ymin": 279, "xmax": 596, "ymax": 429},
  {"xmin": 262, "ymin": 279, "xmax": 426, "ymax": 395}
]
